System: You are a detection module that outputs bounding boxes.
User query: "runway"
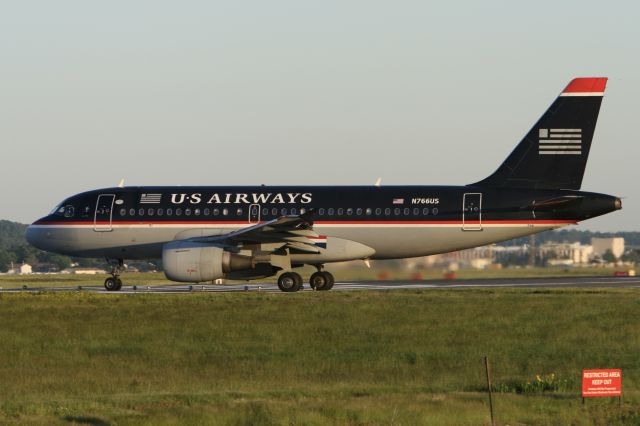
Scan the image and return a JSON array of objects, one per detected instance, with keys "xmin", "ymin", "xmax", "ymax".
[{"xmin": 1, "ymin": 276, "xmax": 639, "ymax": 294}]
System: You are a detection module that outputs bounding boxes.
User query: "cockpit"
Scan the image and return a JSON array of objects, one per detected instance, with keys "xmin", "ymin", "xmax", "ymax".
[{"xmin": 50, "ymin": 204, "xmax": 76, "ymax": 218}]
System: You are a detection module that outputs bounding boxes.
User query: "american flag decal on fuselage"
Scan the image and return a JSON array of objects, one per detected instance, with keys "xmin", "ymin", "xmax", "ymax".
[
  {"xmin": 538, "ymin": 128, "xmax": 582, "ymax": 155},
  {"xmin": 140, "ymin": 193, "xmax": 162, "ymax": 204},
  {"xmin": 307, "ymin": 235, "xmax": 327, "ymax": 249}
]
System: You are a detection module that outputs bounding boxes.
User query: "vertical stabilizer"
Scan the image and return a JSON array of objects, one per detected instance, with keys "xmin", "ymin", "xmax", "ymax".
[{"xmin": 474, "ymin": 78, "xmax": 607, "ymax": 190}]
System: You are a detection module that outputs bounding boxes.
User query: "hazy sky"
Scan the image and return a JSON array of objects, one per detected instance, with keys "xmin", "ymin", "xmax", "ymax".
[{"xmin": 1, "ymin": 1, "xmax": 638, "ymax": 231}]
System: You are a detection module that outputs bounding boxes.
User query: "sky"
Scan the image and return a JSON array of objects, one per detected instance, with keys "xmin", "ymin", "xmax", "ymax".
[{"xmin": 1, "ymin": 1, "xmax": 638, "ymax": 231}]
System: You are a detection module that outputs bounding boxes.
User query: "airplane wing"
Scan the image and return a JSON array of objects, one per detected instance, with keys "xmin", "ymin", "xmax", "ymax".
[{"xmin": 188, "ymin": 210, "xmax": 322, "ymax": 254}]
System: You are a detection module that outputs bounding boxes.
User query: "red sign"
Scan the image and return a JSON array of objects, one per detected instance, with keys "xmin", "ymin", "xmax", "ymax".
[{"xmin": 582, "ymin": 369, "xmax": 622, "ymax": 397}]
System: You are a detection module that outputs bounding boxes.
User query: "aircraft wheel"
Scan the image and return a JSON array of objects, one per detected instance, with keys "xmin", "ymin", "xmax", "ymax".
[
  {"xmin": 318, "ymin": 271, "xmax": 334, "ymax": 291},
  {"xmin": 310, "ymin": 271, "xmax": 332, "ymax": 290},
  {"xmin": 114, "ymin": 278, "xmax": 123, "ymax": 291},
  {"xmin": 104, "ymin": 277, "xmax": 119, "ymax": 291},
  {"xmin": 278, "ymin": 272, "xmax": 303, "ymax": 292}
]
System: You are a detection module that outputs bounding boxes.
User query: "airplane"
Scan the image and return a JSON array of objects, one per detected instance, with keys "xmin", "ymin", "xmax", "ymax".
[{"xmin": 26, "ymin": 77, "xmax": 621, "ymax": 292}]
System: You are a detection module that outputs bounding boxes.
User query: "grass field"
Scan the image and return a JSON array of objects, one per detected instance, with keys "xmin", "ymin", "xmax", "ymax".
[{"xmin": 1, "ymin": 284, "xmax": 639, "ymax": 425}]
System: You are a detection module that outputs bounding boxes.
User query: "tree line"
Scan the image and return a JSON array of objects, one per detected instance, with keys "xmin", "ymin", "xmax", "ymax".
[{"xmin": 0, "ymin": 220, "xmax": 158, "ymax": 272}]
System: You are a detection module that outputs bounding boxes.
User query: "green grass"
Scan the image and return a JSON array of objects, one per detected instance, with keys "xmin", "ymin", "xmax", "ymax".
[{"xmin": 0, "ymin": 288, "xmax": 639, "ymax": 424}]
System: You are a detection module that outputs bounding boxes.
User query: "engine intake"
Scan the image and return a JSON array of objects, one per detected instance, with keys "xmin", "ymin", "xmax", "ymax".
[{"xmin": 162, "ymin": 241, "xmax": 253, "ymax": 282}]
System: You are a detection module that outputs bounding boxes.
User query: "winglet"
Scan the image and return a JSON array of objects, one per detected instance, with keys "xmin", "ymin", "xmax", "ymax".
[
  {"xmin": 561, "ymin": 77, "xmax": 607, "ymax": 96},
  {"xmin": 117, "ymin": 179, "xmax": 125, "ymax": 188}
]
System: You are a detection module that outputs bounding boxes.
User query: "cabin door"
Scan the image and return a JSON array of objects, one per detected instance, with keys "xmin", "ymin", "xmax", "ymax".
[
  {"xmin": 462, "ymin": 193, "xmax": 482, "ymax": 231},
  {"xmin": 94, "ymin": 194, "xmax": 115, "ymax": 232}
]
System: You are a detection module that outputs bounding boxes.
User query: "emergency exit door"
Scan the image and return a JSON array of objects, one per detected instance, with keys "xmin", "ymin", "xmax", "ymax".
[{"xmin": 248, "ymin": 204, "xmax": 261, "ymax": 224}]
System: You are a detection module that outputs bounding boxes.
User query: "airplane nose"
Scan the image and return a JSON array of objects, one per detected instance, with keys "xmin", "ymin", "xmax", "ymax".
[{"xmin": 25, "ymin": 224, "xmax": 45, "ymax": 250}]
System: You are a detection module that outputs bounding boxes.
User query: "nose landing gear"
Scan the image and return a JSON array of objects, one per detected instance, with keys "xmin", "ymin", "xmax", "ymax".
[{"xmin": 104, "ymin": 259, "xmax": 125, "ymax": 291}]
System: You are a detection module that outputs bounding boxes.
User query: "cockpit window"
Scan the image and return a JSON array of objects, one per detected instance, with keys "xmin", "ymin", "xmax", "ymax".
[
  {"xmin": 50, "ymin": 205, "xmax": 63, "ymax": 215},
  {"xmin": 50, "ymin": 200, "xmax": 77, "ymax": 218}
]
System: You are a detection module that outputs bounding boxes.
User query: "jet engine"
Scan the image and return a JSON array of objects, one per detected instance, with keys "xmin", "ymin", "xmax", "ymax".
[{"xmin": 162, "ymin": 241, "xmax": 253, "ymax": 282}]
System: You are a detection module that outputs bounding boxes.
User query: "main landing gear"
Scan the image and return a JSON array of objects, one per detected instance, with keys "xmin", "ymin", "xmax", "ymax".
[
  {"xmin": 277, "ymin": 267, "xmax": 335, "ymax": 292},
  {"xmin": 104, "ymin": 259, "xmax": 125, "ymax": 291}
]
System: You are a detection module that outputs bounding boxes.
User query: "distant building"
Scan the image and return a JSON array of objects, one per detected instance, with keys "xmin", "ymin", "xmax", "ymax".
[
  {"xmin": 539, "ymin": 242, "xmax": 593, "ymax": 265},
  {"xmin": 62, "ymin": 267, "xmax": 106, "ymax": 275},
  {"xmin": 592, "ymin": 237, "xmax": 625, "ymax": 259},
  {"xmin": 7, "ymin": 263, "xmax": 33, "ymax": 275},
  {"xmin": 421, "ymin": 246, "xmax": 497, "ymax": 269}
]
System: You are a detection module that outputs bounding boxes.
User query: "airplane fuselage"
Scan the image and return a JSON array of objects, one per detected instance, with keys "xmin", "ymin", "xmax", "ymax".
[{"xmin": 27, "ymin": 185, "xmax": 620, "ymax": 261}]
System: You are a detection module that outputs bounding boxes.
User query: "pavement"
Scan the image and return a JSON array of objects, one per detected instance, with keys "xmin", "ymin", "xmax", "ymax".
[{"xmin": 1, "ymin": 276, "xmax": 639, "ymax": 294}]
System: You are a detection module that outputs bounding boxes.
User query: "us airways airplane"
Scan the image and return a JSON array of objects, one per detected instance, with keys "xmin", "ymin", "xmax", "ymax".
[{"xmin": 27, "ymin": 78, "xmax": 621, "ymax": 292}]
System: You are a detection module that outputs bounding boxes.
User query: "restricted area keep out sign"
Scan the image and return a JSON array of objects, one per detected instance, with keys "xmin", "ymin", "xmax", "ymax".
[{"xmin": 582, "ymin": 369, "xmax": 622, "ymax": 397}]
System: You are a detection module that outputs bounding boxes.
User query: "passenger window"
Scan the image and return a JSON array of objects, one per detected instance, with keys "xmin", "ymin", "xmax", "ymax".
[
  {"xmin": 319, "ymin": 208, "xmax": 325, "ymax": 215},
  {"xmin": 185, "ymin": 208, "xmax": 191, "ymax": 216},
  {"xmin": 394, "ymin": 208, "xmax": 400, "ymax": 215},
  {"xmin": 365, "ymin": 208, "xmax": 372, "ymax": 216},
  {"xmin": 222, "ymin": 208, "xmax": 228, "ymax": 216},
  {"xmin": 375, "ymin": 208, "xmax": 381, "ymax": 215},
  {"xmin": 176, "ymin": 208, "xmax": 183, "ymax": 216},
  {"xmin": 346, "ymin": 208, "xmax": 353, "ymax": 215},
  {"xmin": 413, "ymin": 208, "xmax": 419, "ymax": 215},
  {"xmin": 291, "ymin": 208, "xmax": 297, "ymax": 215},
  {"xmin": 148, "ymin": 208, "xmax": 154, "ymax": 216},
  {"xmin": 213, "ymin": 208, "xmax": 219, "ymax": 216},
  {"xmin": 432, "ymin": 208, "xmax": 438, "ymax": 215},
  {"xmin": 166, "ymin": 208, "xmax": 173, "ymax": 216},
  {"xmin": 404, "ymin": 208, "xmax": 410, "ymax": 215},
  {"xmin": 158, "ymin": 208, "xmax": 164, "ymax": 216},
  {"xmin": 194, "ymin": 209, "xmax": 201, "ymax": 216},
  {"xmin": 262, "ymin": 208, "xmax": 269, "ymax": 216},
  {"xmin": 356, "ymin": 208, "xmax": 363, "ymax": 215},
  {"xmin": 138, "ymin": 208, "xmax": 144, "ymax": 216},
  {"xmin": 385, "ymin": 208, "xmax": 391, "ymax": 216},
  {"xmin": 272, "ymin": 208, "xmax": 278, "ymax": 216},
  {"xmin": 236, "ymin": 208, "xmax": 243, "ymax": 216},
  {"xmin": 120, "ymin": 208, "xmax": 126, "ymax": 216},
  {"xmin": 129, "ymin": 208, "xmax": 135, "ymax": 216},
  {"xmin": 328, "ymin": 208, "xmax": 335, "ymax": 215},
  {"xmin": 203, "ymin": 208, "xmax": 210, "ymax": 216},
  {"xmin": 281, "ymin": 208, "xmax": 287, "ymax": 215},
  {"xmin": 423, "ymin": 208, "xmax": 429, "ymax": 215},
  {"xmin": 337, "ymin": 208, "xmax": 344, "ymax": 215}
]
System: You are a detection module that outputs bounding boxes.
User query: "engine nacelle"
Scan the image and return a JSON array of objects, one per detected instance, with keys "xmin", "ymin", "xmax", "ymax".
[{"xmin": 162, "ymin": 241, "xmax": 253, "ymax": 282}]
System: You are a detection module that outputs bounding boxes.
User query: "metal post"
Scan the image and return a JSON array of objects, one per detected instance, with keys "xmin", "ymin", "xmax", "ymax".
[{"xmin": 484, "ymin": 356, "xmax": 495, "ymax": 426}]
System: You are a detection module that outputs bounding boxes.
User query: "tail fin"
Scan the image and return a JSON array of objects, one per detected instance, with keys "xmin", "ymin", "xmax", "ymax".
[{"xmin": 474, "ymin": 77, "xmax": 607, "ymax": 190}]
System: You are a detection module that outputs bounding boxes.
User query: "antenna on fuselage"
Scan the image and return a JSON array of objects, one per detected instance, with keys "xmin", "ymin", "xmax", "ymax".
[{"xmin": 117, "ymin": 179, "xmax": 125, "ymax": 188}]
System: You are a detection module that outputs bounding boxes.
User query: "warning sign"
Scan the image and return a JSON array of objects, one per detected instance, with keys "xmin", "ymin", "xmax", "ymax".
[{"xmin": 582, "ymin": 369, "xmax": 622, "ymax": 397}]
